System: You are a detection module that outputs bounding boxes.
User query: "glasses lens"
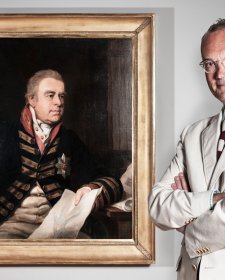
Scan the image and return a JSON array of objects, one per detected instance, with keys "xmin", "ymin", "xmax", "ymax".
[{"xmin": 201, "ymin": 60, "xmax": 216, "ymax": 73}]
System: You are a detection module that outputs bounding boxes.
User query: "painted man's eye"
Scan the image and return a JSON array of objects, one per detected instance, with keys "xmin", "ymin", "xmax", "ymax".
[{"xmin": 47, "ymin": 94, "xmax": 54, "ymax": 98}]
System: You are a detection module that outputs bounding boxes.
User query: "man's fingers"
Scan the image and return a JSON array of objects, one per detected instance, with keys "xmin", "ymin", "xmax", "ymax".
[
  {"xmin": 171, "ymin": 183, "xmax": 177, "ymax": 190},
  {"xmin": 74, "ymin": 186, "xmax": 92, "ymax": 205},
  {"xmin": 171, "ymin": 173, "xmax": 191, "ymax": 191},
  {"xmin": 174, "ymin": 176, "xmax": 182, "ymax": 189},
  {"xmin": 74, "ymin": 192, "xmax": 82, "ymax": 205},
  {"xmin": 179, "ymin": 173, "xmax": 191, "ymax": 191}
]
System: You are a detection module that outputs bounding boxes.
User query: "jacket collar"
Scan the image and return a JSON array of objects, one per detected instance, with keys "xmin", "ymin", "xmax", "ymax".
[
  {"xmin": 201, "ymin": 108, "xmax": 225, "ymax": 190},
  {"xmin": 20, "ymin": 105, "xmax": 62, "ymax": 145},
  {"xmin": 20, "ymin": 105, "xmax": 34, "ymax": 137}
]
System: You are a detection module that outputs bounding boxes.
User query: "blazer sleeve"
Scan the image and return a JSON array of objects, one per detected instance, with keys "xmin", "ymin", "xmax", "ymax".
[
  {"xmin": 149, "ymin": 125, "xmax": 212, "ymax": 231},
  {"xmin": 185, "ymin": 199, "xmax": 225, "ymax": 258}
]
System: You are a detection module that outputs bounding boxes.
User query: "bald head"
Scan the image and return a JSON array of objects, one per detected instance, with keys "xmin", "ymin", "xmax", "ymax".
[{"xmin": 201, "ymin": 18, "xmax": 225, "ymax": 55}]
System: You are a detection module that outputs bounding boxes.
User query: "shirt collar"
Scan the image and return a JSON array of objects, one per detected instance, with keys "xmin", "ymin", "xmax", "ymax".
[{"xmin": 29, "ymin": 106, "xmax": 52, "ymax": 143}]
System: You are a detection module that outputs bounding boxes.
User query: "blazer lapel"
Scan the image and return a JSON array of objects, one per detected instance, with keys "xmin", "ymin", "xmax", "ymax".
[
  {"xmin": 208, "ymin": 111, "xmax": 225, "ymax": 190},
  {"xmin": 201, "ymin": 111, "xmax": 222, "ymax": 189},
  {"xmin": 210, "ymin": 147, "xmax": 225, "ymax": 190}
]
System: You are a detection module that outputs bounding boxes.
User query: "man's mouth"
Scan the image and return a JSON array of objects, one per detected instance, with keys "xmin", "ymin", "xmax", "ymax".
[
  {"xmin": 51, "ymin": 110, "xmax": 62, "ymax": 115},
  {"xmin": 217, "ymin": 78, "xmax": 225, "ymax": 86}
]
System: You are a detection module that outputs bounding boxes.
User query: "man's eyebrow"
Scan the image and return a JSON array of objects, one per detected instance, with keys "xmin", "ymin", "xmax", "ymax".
[
  {"xmin": 44, "ymin": 90, "xmax": 66, "ymax": 95},
  {"xmin": 44, "ymin": 90, "xmax": 56, "ymax": 95}
]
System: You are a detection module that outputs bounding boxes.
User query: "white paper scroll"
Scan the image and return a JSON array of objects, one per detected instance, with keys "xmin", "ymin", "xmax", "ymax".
[{"xmin": 28, "ymin": 187, "xmax": 102, "ymax": 239}]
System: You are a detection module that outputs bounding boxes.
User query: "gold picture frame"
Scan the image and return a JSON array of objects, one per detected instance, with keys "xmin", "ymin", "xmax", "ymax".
[{"xmin": 0, "ymin": 14, "xmax": 155, "ymax": 265}]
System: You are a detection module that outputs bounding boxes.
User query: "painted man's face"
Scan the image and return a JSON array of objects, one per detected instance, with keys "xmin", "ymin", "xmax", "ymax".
[{"xmin": 28, "ymin": 77, "xmax": 65, "ymax": 125}]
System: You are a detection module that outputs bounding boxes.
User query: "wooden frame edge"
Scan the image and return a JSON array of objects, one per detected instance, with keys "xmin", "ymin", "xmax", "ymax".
[{"xmin": 0, "ymin": 13, "xmax": 155, "ymax": 265}]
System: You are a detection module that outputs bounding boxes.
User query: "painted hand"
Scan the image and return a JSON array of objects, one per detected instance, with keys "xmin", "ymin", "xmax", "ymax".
[{"xmin": 74, "ymin": 186, "xmax": 92, "ymax": 205}]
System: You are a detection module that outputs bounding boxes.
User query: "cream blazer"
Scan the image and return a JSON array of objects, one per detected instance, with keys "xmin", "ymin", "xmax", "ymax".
[{"xmin": 149, "ymin": 109, "xmax": 225, "ymax": 280}]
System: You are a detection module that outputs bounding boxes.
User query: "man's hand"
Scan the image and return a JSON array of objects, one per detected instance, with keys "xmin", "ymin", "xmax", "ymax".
[
  {"xmin": 74, "ymin": 186, "xmax": 92, "ymax": 205},
  {"xmin": 213, "ymin": 192, "xmax": 225, "ymax": 205},
  {"xmin": 171, "ymin": 172, "xmax": 191, "ymax": 234},
  {"xmin": 171, "ymin": 172, "xmax": 191, "ymax": 192}
]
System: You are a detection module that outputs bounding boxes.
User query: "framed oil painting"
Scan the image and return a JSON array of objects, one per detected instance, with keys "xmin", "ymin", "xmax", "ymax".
[{"xmin": 0, "ymin": 14, "xmax": 155, "ymax": 264}]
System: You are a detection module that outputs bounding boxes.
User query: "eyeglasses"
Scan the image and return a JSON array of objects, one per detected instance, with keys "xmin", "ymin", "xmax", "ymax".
[{"xmin": 199, "ymin": 58, "xmax": 225, "ymax": 73}]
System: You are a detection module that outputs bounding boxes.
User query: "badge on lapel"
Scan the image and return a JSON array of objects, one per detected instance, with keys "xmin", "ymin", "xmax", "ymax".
[{"xmin": 56, "ymin": 153, "xmax": 71, "ymax": 178}]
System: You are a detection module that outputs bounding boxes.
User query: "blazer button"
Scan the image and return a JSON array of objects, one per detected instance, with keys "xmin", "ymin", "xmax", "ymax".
[
  {"xmin": 7, "ymin": 203, "xmax": 14, "ymax": 210},
  {"xmin": 202, "ymin": 248, "xmax": 208, "ymax": 253},
  {"xmin": 16, "ymin": 193, "xmax": 23, "ymax": 200},
  {"xmin": 35, "ymin": 149, "xmax": 40, "ymax": 155},
  {"xmin": 24, "ymin": 184, "xmax": 30, "ymax": 191},
  {"xmin": 0, "ymin": 208, "xmax": 8, "ymax": 217}
]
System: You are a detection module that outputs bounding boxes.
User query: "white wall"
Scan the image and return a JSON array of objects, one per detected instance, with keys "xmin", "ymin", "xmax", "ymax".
[{"xmin": 0, "ymin": 1, "xmax": 225, "ymax": 279}]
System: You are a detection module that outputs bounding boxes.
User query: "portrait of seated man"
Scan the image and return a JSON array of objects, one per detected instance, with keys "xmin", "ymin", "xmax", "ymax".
[{"xmin": 0, "ymin": 69, "xmax": 124, "ymax": 239}]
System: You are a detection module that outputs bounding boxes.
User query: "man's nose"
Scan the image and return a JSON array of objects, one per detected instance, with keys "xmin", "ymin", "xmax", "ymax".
[
  {"xmin": 215, "ymin": 62, "xmax": 225, "ymax": 79},
  {"xmin": 54, "ymin": 95, "xmax": 63, "ymax": 106}
]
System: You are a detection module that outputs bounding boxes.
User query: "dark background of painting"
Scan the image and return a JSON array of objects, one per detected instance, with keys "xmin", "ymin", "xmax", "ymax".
[{"xmin": 0, "ymin": 38, "xmax": 132, "ymax": 178}]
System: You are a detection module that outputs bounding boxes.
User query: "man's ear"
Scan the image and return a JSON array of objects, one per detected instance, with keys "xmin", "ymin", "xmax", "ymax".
[{"xmin": 27, "ymin": 94, "xmax": 37, "ymax": 108}]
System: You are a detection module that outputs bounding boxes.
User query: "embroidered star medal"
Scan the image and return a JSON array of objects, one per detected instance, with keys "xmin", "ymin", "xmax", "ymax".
[{"xmin": 56, "ymin": 153, "xmax": 71, "ymax": 178}]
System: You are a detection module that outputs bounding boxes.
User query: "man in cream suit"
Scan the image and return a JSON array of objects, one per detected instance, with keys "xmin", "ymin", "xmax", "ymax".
[{"xmin": 149, "ymin": 19, "xmax": 225, "ymax": 280}]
